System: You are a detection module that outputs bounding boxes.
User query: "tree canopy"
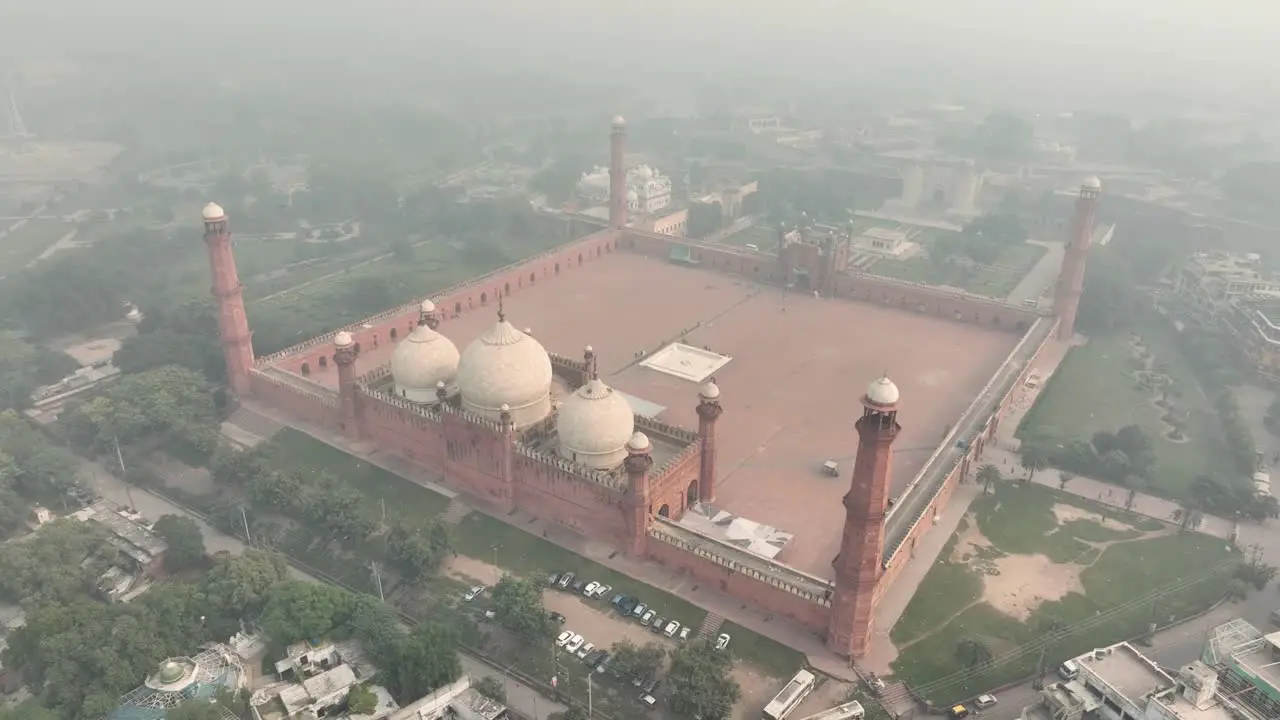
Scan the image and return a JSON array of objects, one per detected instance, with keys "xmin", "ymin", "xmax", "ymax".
[
  {"xmin": 490, "ymin": 574, "xmax": 555, "ymax": 640},
  {"xmin": 666, "ymin": 643, "xmax": 741, "ymax": 720},
  {"xmin": 64, "ymin": 365, "xmax": 219, "ymax": 458},
  {"xmin": 152, "ymin": 514, "xmax": 207, "ymax": 572}
]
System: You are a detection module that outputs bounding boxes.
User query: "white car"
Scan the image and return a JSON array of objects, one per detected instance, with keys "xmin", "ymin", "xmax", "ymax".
[
  {"xmin": 715, "ymin": 633, "xmax": 731, "ymax": 651},
  {"xmin": 583, "ymin": 581, "xmax": 600, "ymax": 596},
  {"xmin": 463, "ymin": 586, "xmax": 484, "ymax": 602},
  {"xmin": 593, "ymin": 584, "xmax": 612, "ymax": 599},
  {"xmin": 678, "ymin": 626, "xmax": 691, "ymax": 642},
  {"xmin": 565, "ymin": 634, "xmax": 586, "ymax": 654},
  {"xmin": 974, "ymin": 694, "xmax": 998, "ymax": 709},
  {"xmin": 663, "ymin": 621, "xmax": 680, "ymax": 637},
  {"xmin": 556, "ymin": 631, "xmax": 574, "ymax": 647},
  {"xmin": 576, "ymin": 642, "xmax": 595, "ymax": 660}
]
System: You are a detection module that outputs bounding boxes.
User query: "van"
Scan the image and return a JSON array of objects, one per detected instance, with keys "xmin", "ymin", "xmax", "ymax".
[
  {"xmin": 1058, "ymin": 659, "xmax": 1080, "ymax": 680},
  {"xmin": 639, "ymin": 694, "xmax": 657, "ymax": 708}
]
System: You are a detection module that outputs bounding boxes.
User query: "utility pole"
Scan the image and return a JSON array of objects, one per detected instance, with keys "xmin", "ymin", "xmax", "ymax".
[
  {"xmin": 370, "ymin": 561, "xmax": 385, "ymax": 602},
  {"xmin": 493, "ymin": 545, "xmax": 500, "ymax": 584},
  {"xmin": 588, "ymin": 671, "xmax": 593, "ymax": 717},
  {"xmin": 239, "ymin": 505, "xmax": 253, "ymax": 545},
  {"xmin": 113, "ymin": 436, "xmax": 136, "ymax": 509},
  {"xmin": 380, "ymin": 497, "xmax": 387, "ymax": 524}
]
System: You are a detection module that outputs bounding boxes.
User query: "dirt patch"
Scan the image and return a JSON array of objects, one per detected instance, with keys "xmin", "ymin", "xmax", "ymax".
[
  {"xmin": 949, "ymin": 518, "xmax": 996, "ymax": 563},
  {"xmin": 731, "ymin": 665, "xmax": 785, "ymax": 720},
  {"xmin": 1051, "ymin": 504, "xmax": 1137, "ymax": 533},
  {"xmin": 444, "ymin": 554, "xmax": 502, "ymax": 586},
  {"xmin": 983, "ymin": 553, "xmax": 1085, "ymax": 621},
  {"xmin": 149, "ymin": 454, "xmax": 216, "ymax": 496}
]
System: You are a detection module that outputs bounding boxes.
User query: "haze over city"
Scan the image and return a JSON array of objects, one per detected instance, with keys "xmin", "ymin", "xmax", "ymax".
[{"xmin": 1, "ymin": 3, "xmax": 1280, "ymax": 720}]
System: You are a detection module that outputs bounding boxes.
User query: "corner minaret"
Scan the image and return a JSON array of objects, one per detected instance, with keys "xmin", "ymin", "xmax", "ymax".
[
  {"xmin": 202, "ymin": 202, "xmax": 255, "ymax": 396},
  {"xmin": 609, "ymin": 115, "xmax": 628, "ymax": 228},
  {"xmin": 1054, "ymin": 177, "xmax": 1101, "ymax": 341},
  {"xmin": 623, "ymin": 432, "xmax": 654, "ymax": 557},
  {"xmin": 695, "ymin": 380, "xmax": 723, "ymax": 505},
  {"xmin": 333, "ymin": 331, "xmax": 361, "ymax": 437},
  {"xmin": 828, "ymin": 376, "xmax": 902, "ymax": 658}
]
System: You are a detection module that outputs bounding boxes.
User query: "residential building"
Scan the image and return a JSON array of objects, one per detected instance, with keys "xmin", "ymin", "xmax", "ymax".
[
  {"xmin": 389, "ymin": 676, "xmax": 508, "ymax": 720},
  {"xmin": 110, "ymin": 647, "xmax": 246, "ymax": 720},
  {"xmin": 1021, "ymin": 640, "xmax": 1270, "ymax": 720},
  {"xmin": 253, "ymin": 639, "xmax": 396, "ymax": 720},
  {"xmin": 1173, "ymin": 252, "xmax": 1280, "ymax": 320},
  {"xmin": 1202, "ymin": 619, "xmax": 1280, "ymax": 718},
  {"xmin": 1227, "ymin": 299, "xmax": 1280, "ymax": 382},
  {"xmin": 67, "ymin": 500, "xmax": 169, "ymax": 600}
]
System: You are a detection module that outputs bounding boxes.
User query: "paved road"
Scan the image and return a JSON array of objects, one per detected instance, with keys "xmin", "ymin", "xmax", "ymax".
[
  {"xmin": 1005, "ymin": 241, "xmax": 1064, "ymax": 306},
  {"xmin": 79, "ymin": 458, "xmax": 567, "ymax": 720}
]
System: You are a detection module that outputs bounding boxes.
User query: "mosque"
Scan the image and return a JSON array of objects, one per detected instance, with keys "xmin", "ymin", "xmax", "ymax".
[{"xmin": 202, "ymin": 117, "xmax": 1098, "ymax": 658}]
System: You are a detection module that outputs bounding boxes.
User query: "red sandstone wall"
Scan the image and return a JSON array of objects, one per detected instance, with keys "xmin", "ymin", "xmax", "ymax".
[
  {"xmin": 646, "ymin": 537, "xmax": 829, "ymax": 632},
  {"xmin": 515, "ymin": 457, "xmax": 629, "ymax": 545},
  {"xmin": 266, "ymin": 229, "xmax": 624, "ymax": 375},
  {"xmin": 648, "ymin": 446, "xmax": 701, "ymax": 519},
  {"xmin": 249, "ymin": 372, "xmax": 340, "ymax": 428},
  {"xmin": 621, "ymin": 231, "xmax": 1041, "ymax": 332}
]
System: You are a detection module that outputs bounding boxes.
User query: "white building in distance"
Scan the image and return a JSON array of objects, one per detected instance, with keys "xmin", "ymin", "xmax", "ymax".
[{"xmin": 577, "ymin": 165, "xmax": 673, "ymax": 214}]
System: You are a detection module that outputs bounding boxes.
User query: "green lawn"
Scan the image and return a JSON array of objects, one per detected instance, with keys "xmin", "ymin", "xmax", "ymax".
[
  {"xmin": 264, "ymin": 428, "xmax": 453, "ymax": 519},
  {"xmin": 720, "ymin": 223, "xmax": 780, "ymax": 252},
  {"xmin": 0, "ymin": 219, "xmax": 73, "ymax": 272},
  {"xmin": 716, "ymin": 621, "xmax": 808, "ymax": 680},
  {"xmin": 867, "ymin": 241, "xmax": 1046, "ymax": 298},
  {"xmin": 1017, "ymin": 319, "xmax": 1230, "ymax": 498},
  {"xmin": 889, "ymin": 484, "xmax": 1234, "ymax": 706}
]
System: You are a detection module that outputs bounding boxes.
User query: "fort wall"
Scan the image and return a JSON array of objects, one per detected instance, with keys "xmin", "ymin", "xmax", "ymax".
[
  {"xmin": 621, "ymin": 230, "xmax": 1042, "ymax": 331},
  {"xmin": 248, "ymin": 370, "xmax": 340, "ymax": 428},
  {"xmin": 260, "ymin": 226, "xmax": 625, "ymax": 375}
]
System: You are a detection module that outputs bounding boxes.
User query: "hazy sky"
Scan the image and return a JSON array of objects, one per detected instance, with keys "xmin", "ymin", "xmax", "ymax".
[{"xmin": 3, "ymin": 1, "xmax": 1275, "ymax": 106}]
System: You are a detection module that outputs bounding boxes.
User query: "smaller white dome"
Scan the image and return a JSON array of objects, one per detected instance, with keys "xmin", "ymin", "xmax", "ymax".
[
  {"xmin": 627, "ymin": 189, "xmax": 639, "ymax": 202},
  {"xmin": 585, "ymin": 345, "xmax": 594, "ymax": 353},
  {"xmin": 420, "ymin": 299, "xmax": 436, "ymax": 313},
  {"xmin": 1082, "ymin": 176, "xmax": 1102, "ymax": 190},
  {"xmin": 202, "ymin": 202, "xmax": 225, "ymax": 220},
  {"xmin": 391, "ymin": 322, "xmax": 460, "ymax": 401},
  {"xmin": 699, "ymin": 381, "xmax": 720, "ymax": 400},
  {"xmin": 627, "ymin": 432, "xmax": 651, "ymax": 452},
  {"xmin": 334, "ymin": 331, "xmax": 354, "ymax": 348},
  {"xmin": 501, "ymin": 403, "xmax": 510, "ymax": 412},
  {"xmin": 612, "ymin": 115, "xmax": 627, "ymax": 127},
  {"xmin": 866, "ymin": 376, "xmax": 899, "ymax": 406},
  {"xmin": 557, "ymin": 378, "xmax": 635, "ymax": 470}
]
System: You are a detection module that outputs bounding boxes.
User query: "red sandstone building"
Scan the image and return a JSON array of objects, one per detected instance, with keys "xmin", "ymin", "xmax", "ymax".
[{"xmin": 201, "ymin": 119, "xmax": 1098, "ymax": 658}]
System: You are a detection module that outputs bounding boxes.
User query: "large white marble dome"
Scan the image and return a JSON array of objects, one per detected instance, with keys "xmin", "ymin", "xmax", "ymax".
[
  {"xmin": 456, "ymin": 318, "xmax": 553, "ymax": 427},
  {"xmin": 390, "ymin": 305, "xmax": 460, "ymax": 403},
  {"xmin": 557, "ymin": 377, "xmax": 635, "ymax": 470}
]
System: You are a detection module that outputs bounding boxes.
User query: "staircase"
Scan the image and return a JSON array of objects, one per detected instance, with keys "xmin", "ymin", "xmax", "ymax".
[
  {"xmin": 695, "ymin": 612, "xmax": 726, "ymax": 641},
  {"xmin": 227, "ymin": 406, "xmax": 284, "ymax": 441},
  {"xmin": 440, "ymin": 499, "xmax": 474, "ymax": 525}
]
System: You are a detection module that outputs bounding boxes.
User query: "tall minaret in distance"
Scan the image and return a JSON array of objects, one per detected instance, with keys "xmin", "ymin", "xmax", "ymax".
[
  {"xmin": 827, "ymin": 376, "xmax": 901, "ymax": 658},
  {"xmin": 1054, "ymin": 177, "xmax": 1101, "ymax": 341},
  {"xmin": 202, "ymin": 202, "xmax": 255, "ymax": 397},
  {"xmin": 609, "ymin": 115, "xmax": 628, "ymax": 228}
]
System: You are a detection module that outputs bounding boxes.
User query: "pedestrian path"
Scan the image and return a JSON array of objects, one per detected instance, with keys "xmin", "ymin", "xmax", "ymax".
[
  {"xmin": 441, "ymin": 499, "xmax": 474, "ymax": 525},
  {"xmin": 695, "ymin": 612, "xmax": 725, "ymax": 641}
]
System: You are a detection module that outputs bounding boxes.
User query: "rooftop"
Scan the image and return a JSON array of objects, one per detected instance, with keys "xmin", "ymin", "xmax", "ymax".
[
  {"xmin": 1078, "ymin": 643, "xmax": 1174, "ymax": 702},
  {"xmin": 303, "ymin": 251, "xmax": 1018, "ymax": 578},
  {"xmin": 1232, "ymin": 632, "xmax": 1280, "ymax": 693},
  {"xmin": 71, "ymin": 500, "xmax": 168, "ymax": 566}
]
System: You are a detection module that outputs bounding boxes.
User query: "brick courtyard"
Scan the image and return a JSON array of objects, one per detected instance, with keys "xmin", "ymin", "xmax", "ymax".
[{"xmin": 308, "ymin": 252, "xmax": 1019, "ymax": 578}]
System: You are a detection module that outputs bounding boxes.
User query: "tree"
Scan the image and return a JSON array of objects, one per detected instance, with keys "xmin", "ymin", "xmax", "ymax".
[
  {"xmin": 1266, "ymin": 397, "xmax": 1280, "ymax": 437},
  {"xmin": 0, "ymin": 410, "xmax": 81, "ymax": 497},
  {"xmin": 549, "ymin": 707, "xmax": 590, "ymax": 720},
  {"xmin": 955, "ymin": 637, "xmax": 993, "ymax": 669},
  {"xmin": 1058, "ymin": 471, "xmax": 1075, "ymax": 491},
  {"xmin": 1019, "ymin": 445, "xmax": 1051, "ymax": 484},
  {"xmin": 976, "ymin": 464, "xmax": 1001, "ymax": 495},
  {"xmin": 1170, "ymin": 503, "xmax": 1203, "ymax": 532},
  {"xmin": 0, "ymin": 336, "xmax": 79, "ymax": 411},
  {"xmin": 202, "ymin": 550, "xmax": 290, "ymax": 619},
  {"xmin": 0, "ymin": 519, "xmax": 118, "ymax": 607},
  {"xmin": 490, "ymin": 575, "xmax": 555, "ymax": 639},
  {"xmin": 152, "ymin": 515, "xmax": 206, "ymax": 572},
  {"xmin": 609, "ymin": 639, "xmax": 666, "ymax": 681},
  {"xmin": 667, "ymin": 643, "xmax": 740, "ymax": 720},
  {"xmin": 346, "ymin": 684, "xmax": 379, "ymax": 715},
  {"xmin": 382, "ymin": 623, "xmax": 462, "ymax": 703},
  {"xmin": 387, "ymin": 520, "xmax": 452, "ymax": 580},
  {"xmin": 472, "ymin": 675, "xmax": 508, "ymax": 703},
  {"xmin": 66, "ymin": 365, "xmax": 220, "ymax": 457},
  {"xmin": 260, "ymin": 580, "xmax": 357, "ymax": 646},
  {"xmin": 0, "ymin": 699, "xmax": 60, "ymax": 720}
]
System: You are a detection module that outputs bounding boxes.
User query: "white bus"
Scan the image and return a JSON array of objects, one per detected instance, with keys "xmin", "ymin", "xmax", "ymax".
[
  {"xmin": 797, "ymin": 699, "xmax": 865, "ymax": 720},
  {"xmin": 763, "ymin": 670, "xmax": 817, "ymax": 720}
]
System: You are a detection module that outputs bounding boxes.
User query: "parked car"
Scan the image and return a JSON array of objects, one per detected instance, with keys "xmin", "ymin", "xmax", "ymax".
[
  {"xmin": 715, "ymin": 633, "xmax": 731, "ymax": 651},
  {"xmin": 631, "ymin": 603, "xmax": 648, "ymax": 618},
  {"xmin": 663, "ymin": 621, "xmax": 680, "ymax": 638},
  {"xmin": 946, "ymin": 704, "xmax": 969, "ymax": 719},
  {"xmin": 549, "ymin": 612, "xmax": 566, "ymax": 625},
  {"xmin": 565, "ymin": 634, "xmax": 586, "ymax": 654},
  {"xmin": 649, "ymin": 616, "xmax": 666, "ymax": 633},
  {"xmin": 591, "ymin": 651, "xmax": 610, "ymax": 669},
  {"xmin": 678, "ymin": 626, "xmax": 691, "ymax": 642},
  {"xmin": 484, "ymin": 610, "xmax": 496, "ymax": 620},
  {"xmin": 632, "ymin": 673, "xmax": 649, "ymax": 688},
  {"xmin": 557, "ymin": 572, "xmax": 575, "ymax": 589},
  {"xmin": 639, "ymin": 694, "xmax": 657, "ymax": 709},
  {"xmin": 593, "ymin": 584, "xmax": 612, "ymax": 598},
  {"xmin": 463, "ymin": 586, "xmax": 484, "ymax": 602},
  {"xmin": 583, "ymin": 649, "xmax": 606, "ymax": 666},
  {"xmin": 576, "ymin": 642, "xmax": 595, "ymax": 660},
  {"xmin": 610, "ymin": 594, "xmax": 626, "ymax": 608},
  {"xmin": 583, "ymin": 581, "xmax": 600, "ymax": 596},
  {"xmin": 640, "ymin": 609, "xmax": 656, "ymax": 626},
  {"xmin": 556, "ymin": 631, "xmax": 573, "ymax": 647},
  {"xmin": 571, "ymin": 579, "xmax": 587, "ymax": 593},
  {"xmin": 595, "ymin": 655, "xmax": 612, "ymax": 675},
  {"xmin": 974, "ymin": 694, "xmax": 998, "ymax": 709},
  {"xmin": 643, "ymin": 677, "xmax": 660, "ymax": 694},
  {"xmin": 548, "ymin": 572, "xmax": 562, "ymax": 586},
  {"xmin": 619, "ymin": 597, "xmax": 638, "ymax": 614}
]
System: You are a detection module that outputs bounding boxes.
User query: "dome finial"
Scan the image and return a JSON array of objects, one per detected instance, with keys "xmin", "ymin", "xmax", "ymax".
[{"xmin": 497, "ymin": 292, "xmax": 506, "ymax": 323}]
